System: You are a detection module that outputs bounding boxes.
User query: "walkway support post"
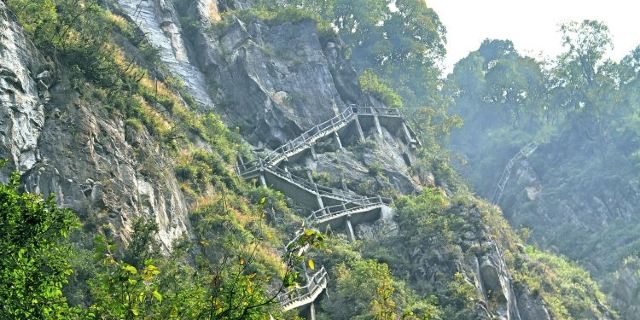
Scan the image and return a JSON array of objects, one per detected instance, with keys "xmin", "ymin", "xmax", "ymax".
[
  {"xmin": 314, "ymin": 188, "xmax": 325, "ymax": 211},
  {"xmin": 401, "ymin": 122, "xmax": 413, "ymax": 145},
  {"xmin": 346, "ymin": 216, "xmax": 356, "ymax": 242},
  {"xmin": 258, "ymin": 158, "xmax": 267, "ymax": 187},
  {"xmin": 306, "ymin": 170, "xmax": 325, "ymax": 210},
  {"xmin": 373, "ymin": 114, "xmax": 384, "ymax": 139},
  {"xmin": 310, "ymin": 145, "xmax": 318, "ymax": 160},
  {"xmin": 334, "ymin": 132, "xmax": 344, "ymax": 149},
  {"xmin": 259, "ymin": 174, "xmax": 267, "ymax": 187},
  {"xmin": 309, "ymin": 302, "xmax": 316, "ymax": 320},
  {"xmin": 354, "ymin": 117, "xmax": 366, "ymax": 142}
]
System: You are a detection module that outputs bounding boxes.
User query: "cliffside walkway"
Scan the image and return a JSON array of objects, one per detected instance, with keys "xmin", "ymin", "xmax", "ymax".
[
  {"xmin": 240, "ymin": 163, "xmax": 369, "ymax": 205},
  {"xmin": 278, "ymin": 267, "xmax": 328, "ymax": 311},
  {"xmin": 237, "ymin": 105, "xmax": 419, "ymax": 316},
  {"xmin": 307, "ymin": 197, "xmax": 391, "ymax": 229},
  {"xmin": 491, "ymin": 142, "xmax": 539, "ymax": 204},
  {"xmin": 240, "ymin": 106, "xmax": 419, "ymax": 174}
]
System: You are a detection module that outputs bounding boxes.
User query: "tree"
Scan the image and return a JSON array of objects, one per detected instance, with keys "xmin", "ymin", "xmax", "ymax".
[
  {"xmin": 322, "ymin": 260, "xmax": 399, "ymax": 320},
  {"xmin": 552, "ymin": 20, "xmax": 619, "ymax": 142},
  {"xmin": 558, "ymin": 20, "xmax": 613, "ymax": 87},
  {"xmin": 0, "ymin": 172, "xmax": 79, "ymax": 319}
]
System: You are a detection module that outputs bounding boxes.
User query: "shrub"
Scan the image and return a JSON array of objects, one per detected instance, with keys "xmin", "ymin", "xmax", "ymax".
[
  {"xmin": 0, "ymin": 172, "xmax": 79, "ymax": 319},
  {"xmin": 359, "ymin": 69, "xmax": 403, "ymax": 109}
]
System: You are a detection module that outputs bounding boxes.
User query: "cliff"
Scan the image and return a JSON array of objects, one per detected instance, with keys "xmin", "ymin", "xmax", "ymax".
[{"xmin": 0, "ymin": 0, "xmax": 615, "ymax": 319}]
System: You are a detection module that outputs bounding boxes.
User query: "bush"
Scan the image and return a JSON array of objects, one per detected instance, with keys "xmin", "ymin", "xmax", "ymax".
[
  {"xmin": 0, "ymin": 172, "xmax": 79, "ymax": 319},
  {"xmin": 359, "ymin": 69, "xmax": 403, "ymax": 109}
]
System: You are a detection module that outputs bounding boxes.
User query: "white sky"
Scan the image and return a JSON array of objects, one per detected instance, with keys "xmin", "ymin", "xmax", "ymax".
[{"xmin": 427, "ymin": 0, "xmax": 640, "ymax": 72}]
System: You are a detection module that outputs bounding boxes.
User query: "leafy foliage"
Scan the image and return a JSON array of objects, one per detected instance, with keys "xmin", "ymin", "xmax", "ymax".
[
  {"xmin": 513, "ymin": 246, "xmax": 612, "ymax": 319},
  {"xmin": 359, "ymin": 69, "xmax": 403, "ymax": 109},
  {"xmin": 449, "ymin": 20, "xmax": 640, "ymax": 318},
  {"xmin": 0, "ymin": 173, "xmax": 79, "ymax": 319}
]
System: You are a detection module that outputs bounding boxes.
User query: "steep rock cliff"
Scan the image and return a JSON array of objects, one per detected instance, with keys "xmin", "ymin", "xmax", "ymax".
[
  {"xmin": 0, "ymin": 1, "xmax": 190, "ymax": 250},
  {"xmin": 0, "ymin": 0, "xmax": 615, "ymax": 318}
]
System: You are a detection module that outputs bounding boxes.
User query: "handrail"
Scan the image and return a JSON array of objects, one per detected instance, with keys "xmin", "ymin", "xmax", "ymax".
[
  {"xmin": 268, "ymin": 166, "xmax": 361, "ymax": 201},
  {"xmin": 306, "ymin": 198, "xmax": 389, "ymax": 225},
  {"xmin": 285, "ymin": 227, "xmax": 323, "ymax": 256},
  {"xmin": 491, "ymin": 142, "xmax": 538, "ymax": 204},
  {"xmin": 278, "ymin": 267, "xmax": 328, "ymax": 310},
  {"xmin": 239, "ymin": 106, "xmax": 404, "ymax": 172},
  {"xmin": 247, "ymin": 164, "xmax": 369, "ymax": 204}
]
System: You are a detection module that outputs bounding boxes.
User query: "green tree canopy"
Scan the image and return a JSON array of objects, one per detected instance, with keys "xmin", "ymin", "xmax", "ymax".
[{"xmin": 0, "ymin": 172, "xmax": 78, "ymax": 319}]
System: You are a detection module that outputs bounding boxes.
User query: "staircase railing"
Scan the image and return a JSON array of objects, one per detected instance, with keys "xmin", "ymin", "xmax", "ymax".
[
  {"xmin": 278, "ymin": 267, "xmax": 328, "ymax": 311},
  {"xmin": 240, "ymin": 106, "xmax": 404, "ymax": 173},
  {"xmin": 235, "ymin": 105, "xmax": 408, "ymax": 314},
  {"xmin": 265, "ymin": 107, "xmax": 354, "ymax": 165},
  {"xmin": 306, "ymin": 196, "xmax": 390, "ymax": 225},
  {"xmin": 491, "ymin": 142, "xmax": 539, "ymax": 204},
  {"xmin": 245, "ymin": 163, "xmax": 370, "ymax": 205}
]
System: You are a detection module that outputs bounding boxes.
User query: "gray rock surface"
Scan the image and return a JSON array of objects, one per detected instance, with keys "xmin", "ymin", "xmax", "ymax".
[
  {"xmin": 115, "ymin": 0, "xmax": 214, "ymax": 107},
  {"xmin": 0, "ymin": 3, "xmax": 189, "ymax": 250},
  {"xmin": 187, "ymin": 9, "xmax": 358, "ymax": 146},
  {"xmin": 0, "ymin": 0, "xmax": 596, "ymax": 318},
  {"xmin": 497, "ymin": 150, "xmax": 634, "ymax": 318},
  {"xmin": 0, "ymin": 2, "xmax": 46, "ymax": 177}
]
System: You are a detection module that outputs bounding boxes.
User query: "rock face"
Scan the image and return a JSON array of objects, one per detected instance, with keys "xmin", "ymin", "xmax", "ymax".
[
  {"xmin": 193, "ymin": 17, "xmax": 356, "ymax": 147},
  {"xmin": 114, "ymin": 0, "xmax": 213, "ymax": 107},
  {"xmin": 406, "ymin": 203, "xmax": 552, "ymax": 320},
  {"xmin": 0, "ymin": 2, "xmax": 189, "ymax": 250},
  {"xmin": 21, "ymin": 95, "xmax": 189, "ymax": 250},
  {"xmin": 488, "ymin": 141, "xmax": 638, "ymax": 318},
  {"xmin": 609, "ymin": 260, "xmax": 640, "ymax": 320},
  {"xmin": 0, "ymin": 2, "xmax": 46, "ymax": 178},
  {"xmin": 0, "ymin": 0, "xmax": 605, "ymax": 318}
]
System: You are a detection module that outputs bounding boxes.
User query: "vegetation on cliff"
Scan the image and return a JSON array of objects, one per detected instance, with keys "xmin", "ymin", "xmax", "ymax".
[
  {"xmin": 0, "ymin": 0, "xmax": 620, "ymax": 319},
  {"xmin": 448, "ymin": 19, "xmax": 640, "ymax": 316}
]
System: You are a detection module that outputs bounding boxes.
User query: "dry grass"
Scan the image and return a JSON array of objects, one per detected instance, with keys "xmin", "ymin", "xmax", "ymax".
[{"xmin": 208, "ymin": 2, "xmax": 221, "ymax": 22}]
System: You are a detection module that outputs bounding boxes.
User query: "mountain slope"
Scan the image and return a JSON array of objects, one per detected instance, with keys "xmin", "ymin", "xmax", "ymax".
[{"xmin": 0, "ymin": 0, "xmax": 616, "ymax": 319}]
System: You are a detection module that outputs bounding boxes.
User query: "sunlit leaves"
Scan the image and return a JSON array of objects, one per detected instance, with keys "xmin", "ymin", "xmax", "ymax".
[{"xmin": 0, "ymin": 172, "xmax": 78, "ymax": 319}]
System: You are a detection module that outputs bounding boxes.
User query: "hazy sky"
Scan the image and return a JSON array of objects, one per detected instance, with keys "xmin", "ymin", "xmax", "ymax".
[{"xmin": 428, "ymin": 0, "xmax": 640, "ymax": 72}]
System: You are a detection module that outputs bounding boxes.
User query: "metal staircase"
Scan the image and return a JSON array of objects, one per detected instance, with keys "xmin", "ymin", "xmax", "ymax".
[
  {"xmin": 236, "ymin": 105, "xmax": 418, "ymax": 315},
  {"xmin": 240, "ymin": 164, "xmax": 368, "ymax": 205},
  {"xmin": 278, "ymin": 267, "xmax": 328, "ymax": 311},
  {"xmin": 240, "ymin": 106, "xmax": 405, "ymax": 173},
  {"xmin": 306, "ymin": 197, "xmax": 391, "ymax": 228},
  {"xmin": 491, "ymin": 142, "xmax": 539, "ymax": 204}
]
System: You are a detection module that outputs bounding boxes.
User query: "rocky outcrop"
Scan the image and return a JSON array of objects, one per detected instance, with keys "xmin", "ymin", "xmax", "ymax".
[
  {"xmin": 404, "ymin": 201, "xmax": 554, "ymax": 320},
  {"xmin": 114, "ymin": 0, "xmax": 213, "ymax": 107},
  {"xmin": 171, "ymin": 0, "xmax": 364, "ymax": 148},
  {"xmin": 489, "ymin": 142, "xmax": 637, "ymax": 318},
  {"xmin": 608, "ymin": 258, "xmax": 640, "ymax": 320},
  {"xmin": 194, "ymin": 16, "xmax": 353, "ymax": 147},
  {"xmin": 514, "ymin": 285, "xmax": 551, "ymax": 320},
  {"xmin": 21, "ymin": 91, "xmax": 189, "ymax": 250},
  {"xmin": 0, "ymin": 2, "xmax": 47, "ymax": 179},
  {"xmin": 0, "ymin": 2, "xmax": 189, "ymax": 250}
]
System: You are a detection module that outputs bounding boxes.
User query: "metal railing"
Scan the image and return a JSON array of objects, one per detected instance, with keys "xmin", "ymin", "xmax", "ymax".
[
  {"xmin": 236, "ymin": 106, "xmax": 407, "ymax": 313},
  {"xmin": 491, "ymin": 142, "xmax": 539, "ymax": 204},
  {"xmin": 243, "ymin": 164, "xmax": 371, "ymax": 205},
  {"xmin": 240, "ymin": 106, "xmax": 404, "ymax": 173},
  {"xmin": 306, "ymin": 196, "xmax": 391, "ymax": 225},
  {"xmin": 278, "ymin": 267, "xmax": 328, "ymax": 311}
]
